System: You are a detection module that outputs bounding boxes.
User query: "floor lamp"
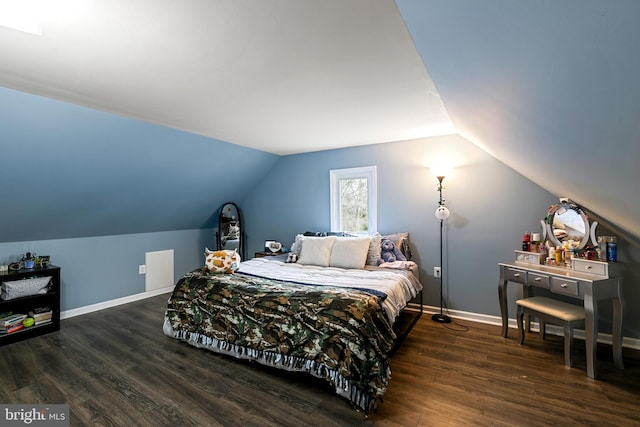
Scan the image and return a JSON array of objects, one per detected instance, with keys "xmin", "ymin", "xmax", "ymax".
[{"xmin": 432, "ymin": 174, "xmax": 451, "ymax": 324}]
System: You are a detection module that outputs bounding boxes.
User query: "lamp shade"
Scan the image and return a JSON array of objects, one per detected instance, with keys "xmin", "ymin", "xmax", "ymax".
[
  {"xmin": 435, "ymin": 206, "xmax": 450, "ymax": 220},
  {"xmin": 430, "ymin": 164, "xmax": 452, "ymax": 180}
]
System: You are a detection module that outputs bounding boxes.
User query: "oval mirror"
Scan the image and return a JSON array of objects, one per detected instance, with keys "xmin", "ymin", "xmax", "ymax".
[
  {"xmin": 216, "ymin": 202, "xmax": 243, "ymax": 258},
  {"xmin": 545, "ymin": 201, "xmax": 590, "ymax": 250}
]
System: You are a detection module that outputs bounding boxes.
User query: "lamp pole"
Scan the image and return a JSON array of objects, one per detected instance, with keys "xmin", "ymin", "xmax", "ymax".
[{"xmin": 432, "ymin": 175, "xmax": 451, "ymax": 323}]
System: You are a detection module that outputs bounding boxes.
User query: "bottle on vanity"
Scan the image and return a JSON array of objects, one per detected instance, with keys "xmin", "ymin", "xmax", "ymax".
[
  {"xmin": 607, "ymin": 237, "xmax": 617, "ymax": 262},
  {"xmin": 547, "ymin": 246, "xmax": 556, "ymax": 265},
  {"xmin": 522, "ymin": 232, "xmax": 531, "ymax": 251}
]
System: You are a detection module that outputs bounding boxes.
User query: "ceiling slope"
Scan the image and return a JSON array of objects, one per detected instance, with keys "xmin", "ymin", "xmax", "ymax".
[
  {"xmin": 0, "ymin": 87, "xmax": 279, "ymax": 242},
  {"xmin": 0, "ymin": 0, "xmax": 453, "ymax": 155},
  {"xmin": 397, "ymin": 0, "xmax": 640, "ymax": 243}
]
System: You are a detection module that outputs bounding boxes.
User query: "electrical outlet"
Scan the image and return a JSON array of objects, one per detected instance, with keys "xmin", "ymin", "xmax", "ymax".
[
  {"xmin": 433, "ymin": 266, "xmax": 441, "ymax": 278},
  {"xmin": 138, "ymin": 264, "xmax": 146, "ymax": 275}
]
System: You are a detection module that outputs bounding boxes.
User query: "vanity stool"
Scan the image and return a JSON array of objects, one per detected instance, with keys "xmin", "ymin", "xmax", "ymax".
[{"xmin": 516, "ymin": 296, "xmax": 585, "ymax": 367}]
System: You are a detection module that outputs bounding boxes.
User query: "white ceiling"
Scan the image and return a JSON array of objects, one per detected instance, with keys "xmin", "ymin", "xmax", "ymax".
[{"xmin": 0, "ymin": 0, "xmax": 454, "ymax": 155}]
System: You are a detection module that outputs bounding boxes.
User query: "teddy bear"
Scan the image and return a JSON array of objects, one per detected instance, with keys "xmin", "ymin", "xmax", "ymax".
[{"xmin": 377, "ymin": 238, "xmax": 407, "ymax": 265}]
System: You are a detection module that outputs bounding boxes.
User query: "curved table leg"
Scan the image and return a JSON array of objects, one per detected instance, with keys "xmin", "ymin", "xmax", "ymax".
[
  {"xmin": 584, "ymin": 291, "xmax": 597, "ymax": 379},
  {"xmin": 499, "ymin": 272, "xmax": 508, "ymax": 338},
  {"xmin": 612, "ymin": 282, "xmax": 624, "ymax": 370}
]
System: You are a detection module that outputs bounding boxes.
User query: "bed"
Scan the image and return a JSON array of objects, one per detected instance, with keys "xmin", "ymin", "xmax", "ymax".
[{"xmin": 163, "ymin": 233, "xmax": 423, "ymax": 413}]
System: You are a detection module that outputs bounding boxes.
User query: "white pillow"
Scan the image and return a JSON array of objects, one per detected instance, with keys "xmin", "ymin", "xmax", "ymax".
[
  {"xmin": 297, "ymin": 236, "xmax": 337, "ymax": 267},
  {"xmin": 330, "ymin": 237, "xmax": 371, "ymax": 269}
]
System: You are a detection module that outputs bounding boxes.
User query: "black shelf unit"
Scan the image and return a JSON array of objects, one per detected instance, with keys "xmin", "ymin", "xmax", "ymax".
[{"xmin": 0, "ymin": 265, "xmax": 60, "ymax": 346}]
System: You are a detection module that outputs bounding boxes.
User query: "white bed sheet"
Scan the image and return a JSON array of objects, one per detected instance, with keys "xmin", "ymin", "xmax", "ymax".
[{"xmin": 238, "ymin": 257, "xmax": 422, "ymax": 323}]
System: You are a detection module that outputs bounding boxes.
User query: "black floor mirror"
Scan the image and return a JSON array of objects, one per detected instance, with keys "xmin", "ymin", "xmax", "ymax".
[{"xmin": 216, "ymin": 202, "xmax": 244, "ymax": 259}]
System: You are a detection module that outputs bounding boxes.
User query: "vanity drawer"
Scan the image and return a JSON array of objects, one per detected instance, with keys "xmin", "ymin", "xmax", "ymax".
[
  {"xmin": 527, "ymin": 272, "xmax": 550, "ymax": 288},
  {"xmin": 572, "ymin": 258, "xmax": 608, "ymax": 277},
  {"xmin": 506, "ymin": 267, "xmax": 527, "ymax": 284},
  {"xmin": 551, "ymin": 277, "xmax": 579, "ymax": 296}
]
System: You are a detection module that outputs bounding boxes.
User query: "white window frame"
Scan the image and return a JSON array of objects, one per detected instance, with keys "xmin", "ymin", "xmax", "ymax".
[{"xmin": 330, "ymin": 166, "xmax": 377, "ymax": 234}]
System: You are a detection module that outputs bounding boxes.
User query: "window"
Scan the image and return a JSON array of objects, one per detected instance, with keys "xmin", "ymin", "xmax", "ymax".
[{"xmin": 330, "ymin": 166, "xmax": 377, "ymax": 234}]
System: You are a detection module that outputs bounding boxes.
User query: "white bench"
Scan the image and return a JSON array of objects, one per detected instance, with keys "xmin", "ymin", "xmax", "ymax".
[{"xmin": 516, "ymin": 296, "xmax": 586, "ymax": 367}]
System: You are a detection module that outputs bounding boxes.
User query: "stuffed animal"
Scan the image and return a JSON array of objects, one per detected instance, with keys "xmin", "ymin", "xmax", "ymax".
[
  {"xmin": 203, "ymin": 248, "xmax": 241, "ymax": 273},
  {"xmin": 377, "ymin": 238, "xmax": 407, "ymax": 265}
]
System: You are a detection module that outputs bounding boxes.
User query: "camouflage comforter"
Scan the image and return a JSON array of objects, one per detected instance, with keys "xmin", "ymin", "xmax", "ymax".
[{"xmin": 163, "ymin": 269, "xmax": 397, "ymax": 412}]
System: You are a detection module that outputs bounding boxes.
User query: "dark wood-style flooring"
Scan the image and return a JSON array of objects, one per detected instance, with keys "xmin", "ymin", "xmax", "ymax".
[{"xmin": 0, "ymin": 293, "xmax": 638, "ymax": 426}]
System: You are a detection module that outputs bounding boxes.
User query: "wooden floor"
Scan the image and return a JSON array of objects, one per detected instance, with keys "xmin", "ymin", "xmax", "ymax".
[{"xmin": 0, "ymin": 294, "xmax": 639, "ymax": 426}]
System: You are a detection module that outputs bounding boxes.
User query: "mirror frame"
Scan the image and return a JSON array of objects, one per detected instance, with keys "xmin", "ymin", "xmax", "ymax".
[
  {"xmin": 216, "ymin": 202, "xmax": 244, "ymax": 259},
  {"xmin": 544, "ymin": 201, "xmax": 592, "ymax": 250}
]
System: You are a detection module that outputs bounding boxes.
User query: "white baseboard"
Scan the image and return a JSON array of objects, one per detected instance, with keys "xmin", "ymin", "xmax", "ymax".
[
  {"xmin": 406, "ymin": 302, "xmax": 640, "ymax": 351},
  {"xmin": 60, "ymin": 286, "xmax": 173, "ymax": 319}
]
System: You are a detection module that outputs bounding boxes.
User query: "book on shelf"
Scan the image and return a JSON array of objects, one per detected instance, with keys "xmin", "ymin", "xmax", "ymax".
[
  {"xmin": 1, "ymin": 314, "xmax": 26, "ymax": 327},
  {"xmin": 0, "ymin": 314, "xmax": 27, "ymax": 334},
  {"xmin": 31, "ymin": 312, "xmax": 52, "ymax": 320},
  {"xmin": 33, "ymin": 314, "xmax": 52, "ymax": 323},
  {"xmin": 4, "ymin": 323, "xmax": 24, "ymax": 334},
  {"xmin": 29, "ymin": 307, "xmax": 52, "ymax": 322},
  {"xmin": 29, "ymin": 307, "xmax": 52, "ymax": 316}
]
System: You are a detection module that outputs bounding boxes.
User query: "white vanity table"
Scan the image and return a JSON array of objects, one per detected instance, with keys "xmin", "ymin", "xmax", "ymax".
[{"xmin": 499, "ymin": 199, "xmax": 624, "ymax": 378}]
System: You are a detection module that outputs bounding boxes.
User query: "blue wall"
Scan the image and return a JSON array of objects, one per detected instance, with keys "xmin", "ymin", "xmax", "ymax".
[
  {"xmin": 241, "ymin": 135, "xmax": 555, "ymax": 313},
  {"xmin": 242, "ymin": 135, "xmax": 640, "ymax": 340},
  {"xmin": 0, "ymin": 87, "xmax": 277, "ymax": 310},
  {"xmin": 0, "ymin": 228, "xmax": 211, "ymax": 311},
  {"xmin": 0, "ymin": 87, "xmax": 279, "ymax": 242},
  {"xmin": 396, "ymin": 0, "xmax": 640, "ymax": 243}
]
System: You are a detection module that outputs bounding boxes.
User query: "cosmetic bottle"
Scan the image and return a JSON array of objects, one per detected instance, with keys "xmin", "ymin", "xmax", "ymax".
[
  {"xmin": 607, "ymin": 237, "xmax": 617, "ymax": 262},
  {"xmin": 597, "ymin": 236, "xmax": 607, "ymax": 261},
  {"xmin": 530, "ymin": 233, "xmax": 541, "ymax": 253},
  {"xmin": 24, "ymin": 252, "xmax": 34, "ymax": 269},
  {"xmin": 539, "ymin": 241, "xmax": 547, "ymax": 256},
  {"xmin": 555, "ymin": 246, "xmax": 562, "ymax": 263},
  {"xmin": 564, "ymin": 243, "xmax": 573, "ymax": 267},
  {"xmin": 548, "ymin": 247, "xmax": 556, "ymax": 265},
  {"xmin": 522, "ymin": 232, "xmax": 530, "ymax": 251}
]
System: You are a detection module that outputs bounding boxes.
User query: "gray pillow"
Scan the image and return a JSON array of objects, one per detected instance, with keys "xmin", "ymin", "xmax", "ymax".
[{"xmin": 366, "ymin": 233, "xmax": 382, "ymax": 265}]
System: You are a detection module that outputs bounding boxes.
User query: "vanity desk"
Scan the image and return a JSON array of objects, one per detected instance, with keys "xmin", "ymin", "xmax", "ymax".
[
  {"xmin": 500, "ymin": 199, "xmax": 624, "ymax": 379},
  {"xmin": 499, "ymin": 261, "xmax": 623, "ymax": 378}
]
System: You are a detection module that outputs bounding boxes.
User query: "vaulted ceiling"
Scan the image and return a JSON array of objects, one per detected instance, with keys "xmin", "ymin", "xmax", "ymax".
[
  {"xmin": 1, "ymin": 0, "xmax": 639, "ymax": 242},
  {"xmin": 0, "ymin": 0, "xmax": 453, "ymax": 155}
]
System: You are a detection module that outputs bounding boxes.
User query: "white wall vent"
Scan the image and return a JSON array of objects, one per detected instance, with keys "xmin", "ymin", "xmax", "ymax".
[{"xmin": 145, "ymin": 249, "xmax": 174, "ymax": 292}]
